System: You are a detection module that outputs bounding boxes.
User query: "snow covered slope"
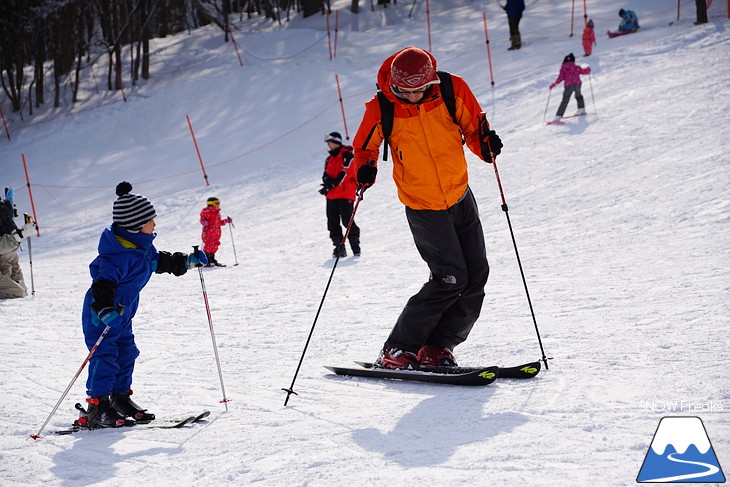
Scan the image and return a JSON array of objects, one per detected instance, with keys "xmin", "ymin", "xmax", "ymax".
[{"xmin": 1, "ymin": 1, "xmax": 728, "ymax": 485}]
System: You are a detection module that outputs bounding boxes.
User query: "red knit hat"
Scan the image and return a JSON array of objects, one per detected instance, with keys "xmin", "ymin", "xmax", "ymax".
[{"xmin": 390, "ymin": 47, "xmax": 440, "ymax": 90}]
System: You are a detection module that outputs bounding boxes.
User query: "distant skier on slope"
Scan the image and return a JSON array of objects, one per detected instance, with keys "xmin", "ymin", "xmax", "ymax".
[
  {"xmin": 200, "ymin": 196, "xmax": 232, "ymax": 267},
  {"xmin": 319, "ymin": 131, "xmax": 361, "ymax": 258},
  {"xmin": 78, "ymin": 182, "xmax": 207, "ymax": 429},
  {"xmin": 583, "ymin": 19, "xmax": 596, "ymax": 57},
  {"xmin": 549, "ymin": 53, "xmax": 591, "ymax": 123}
]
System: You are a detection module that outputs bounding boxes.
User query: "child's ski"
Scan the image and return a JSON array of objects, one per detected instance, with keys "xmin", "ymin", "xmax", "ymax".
[{"xmin": 53, "ymin": 410, "xmax": 210, "ymax": 435}]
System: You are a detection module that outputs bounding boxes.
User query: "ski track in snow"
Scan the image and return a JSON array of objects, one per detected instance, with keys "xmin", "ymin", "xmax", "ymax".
[{"xmin": 1, "ymin": 1, "xmax": 729, "ymax": 486}]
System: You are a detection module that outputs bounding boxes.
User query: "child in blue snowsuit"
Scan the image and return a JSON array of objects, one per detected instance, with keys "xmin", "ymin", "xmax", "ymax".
[
  {"xmin": 618, "ymin": 8, "xmax": 639, "ymax": 32},
  {"xmin": 79, "ymin": 182, "xmax": 207, "ymax": 429}
]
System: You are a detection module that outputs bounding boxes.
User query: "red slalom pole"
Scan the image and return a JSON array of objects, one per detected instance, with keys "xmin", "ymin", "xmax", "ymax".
[
  {"xmin": 227, "ymin": 26, "xmax": 243, "ymax": 66},
  {"xmin": 335, "ymin": 74, "xmax": 350, "ymax": 140},
  {"xmin": 31, "ymin": 325, "xmax": 113, "ymax": 439},
  {"xmin": 109, "ymin": 52, "xmax": 127, "ymax": 102},
  {"xmin": 482, "ymin": 12, "xmax": 495, "ymax": 88},
  {"xmin": 21, "ymin": 154, "xmax": 40, "ymax": 237},
  {"xmin": 186, "ymin": 115, "xmax": 210, "ymax": 186},
  {"xmin": 570, "ymin": 0, "xmax": 575, "ymax": 36}
]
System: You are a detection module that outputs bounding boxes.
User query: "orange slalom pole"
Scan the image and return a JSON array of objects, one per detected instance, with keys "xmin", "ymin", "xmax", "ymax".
[
  {"xmin": 228, "ymin": 26, "xmax": 243, "ymax": 66},
  {"xmin": 109, "ymin": 52, "xmax": 127, "ymax": 102},
  {"xmin": 335, "ymin": 74, "xmax": 350, "ymax": 140},
  {"xmin": 482, "ymin": 12, "xmax": 495, "ymax": 88},
  {"xmin": 570, "ymin": 0, "xmax": 575, "ymax": 36},
  {"xmin": 186, "ymin": 115, "xmax": 210, "ymax": 186},
  {"xmin": 21, "ymin": 154, "xmax": 40, "ymax": 236}
]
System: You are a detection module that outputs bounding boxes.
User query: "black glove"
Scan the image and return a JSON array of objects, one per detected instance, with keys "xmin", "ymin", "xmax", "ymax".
[
  {"xmin": 319, "ymin": 176, "xmax": 335, "ymax": 195},
  {"xmin": 90, "ymin": 280, "xmax": 116, "ymax": 315},
  {"xmin": 357, "ymin": 162, "xmax": 377, "ymax": 189},
  {"xmin": 478, "ymin": 113, "xmax": 502, "ymax": 162},
  {"xmin": 156, "ymin": 251, "xmax": 189, "ymax": 276}
]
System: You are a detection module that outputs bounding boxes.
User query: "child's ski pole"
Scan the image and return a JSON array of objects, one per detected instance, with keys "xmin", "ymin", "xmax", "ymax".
[
  {"xmin": 588, "ymin": 73, "xmax": 597, "ymax": 114},
  {"xmin": 193, "ymin": 246, "xmax": 230, "ymax": 410},
  {"xmin": 31, "ymin": 324, "xmax": 113, "ymax": 439},
  {"xmin": 227, "ymin": 217, "xmax": 239, "ymax": 266}
]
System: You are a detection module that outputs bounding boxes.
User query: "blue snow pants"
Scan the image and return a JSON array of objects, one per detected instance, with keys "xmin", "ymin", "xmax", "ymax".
[{"xmin": 82, "ymin": 291, "xmax": 140, "ymax": 397}]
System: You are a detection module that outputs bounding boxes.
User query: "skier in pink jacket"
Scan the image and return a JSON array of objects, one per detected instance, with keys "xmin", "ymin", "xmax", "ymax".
[{"xmin": 549, "ymin": 53, "xmax": 591, "ymax": 123}]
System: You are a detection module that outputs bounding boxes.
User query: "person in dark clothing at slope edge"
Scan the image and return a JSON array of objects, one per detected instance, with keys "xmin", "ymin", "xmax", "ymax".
[
  {"xmin": 352, "ymin": 47, "xmax": 503, "ymax": 370},
  {"xmin": 503, "ymin": 0, "xmax": 526, "ymax": 50}
]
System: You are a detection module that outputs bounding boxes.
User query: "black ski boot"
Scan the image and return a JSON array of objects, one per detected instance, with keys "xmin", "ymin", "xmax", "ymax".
[
  {"xmin": 332, "ymin": 244, "xmax": 347, "ymax": 258},
  {"xmin": 111, "ymin": 390, "xmax": 156, "ymax": 422},
  {"xmin": 205, "ymin": 252, "xmax": 225, "ymax": 267},
  {"xmin": 76, "ymin": 396, "xmax": 136, "ymax": 429}
]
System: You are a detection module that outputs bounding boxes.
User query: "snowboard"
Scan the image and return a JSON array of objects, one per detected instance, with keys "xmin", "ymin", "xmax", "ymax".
[{"xmin": 324, "ymin": 361, "xmax": 540, "ymax": 386}]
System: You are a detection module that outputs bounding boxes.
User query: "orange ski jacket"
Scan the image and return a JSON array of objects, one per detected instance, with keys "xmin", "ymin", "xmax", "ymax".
[{"xmin": 352, "ymin": 49, "xmax": 489, "ymax": 210}]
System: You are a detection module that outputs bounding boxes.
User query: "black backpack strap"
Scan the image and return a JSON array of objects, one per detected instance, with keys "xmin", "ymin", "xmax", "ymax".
[
  {"xmin": 377, "ymin": 90, "xmax": 393, "ymax": 161},
  {"xmin": 436, "ymin": 70, "xmax": 458, "ymax": 125}
]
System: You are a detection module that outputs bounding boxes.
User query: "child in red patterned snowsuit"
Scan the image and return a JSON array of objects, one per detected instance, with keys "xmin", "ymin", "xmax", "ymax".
[
  {"xmin": 200, "ymin": 197, "xmax": 232, "ymax": 266},
  {"xmin": 583, "ymin": 19, "xmax": 596, "ymax": 57}
]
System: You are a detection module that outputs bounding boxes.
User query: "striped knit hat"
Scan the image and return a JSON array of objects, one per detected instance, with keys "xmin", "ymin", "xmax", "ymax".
[{"xmin": 113, "ymin": 181, "xmax": 156, "ymax": 232}]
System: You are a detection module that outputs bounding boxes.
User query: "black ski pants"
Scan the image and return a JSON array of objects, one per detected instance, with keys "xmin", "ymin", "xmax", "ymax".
[
  {"xmin": 556, "ymin": 83, "xmax": 585, "ymax": 117},
  {"xmin": 384, "ymin": 188, "xmax": 489, "ymax": 352},
  {"xmin": 326, "ymin": 198, "xmax": 360, "ymax": 251}
]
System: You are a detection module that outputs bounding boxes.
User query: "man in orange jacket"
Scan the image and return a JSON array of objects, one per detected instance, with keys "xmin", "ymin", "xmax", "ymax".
[{"xmin": 352, "ymin": 47, "xmax": 502, "ymax": 370}]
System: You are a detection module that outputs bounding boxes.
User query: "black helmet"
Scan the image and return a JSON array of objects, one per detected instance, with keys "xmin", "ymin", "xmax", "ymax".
[
  {"xmin": 619, "ymin": 8, "xmax": 626, "ymax": 16},
  {"xmin": 563, "ymin": 53, "xmax": 575, "ymax": 63}
]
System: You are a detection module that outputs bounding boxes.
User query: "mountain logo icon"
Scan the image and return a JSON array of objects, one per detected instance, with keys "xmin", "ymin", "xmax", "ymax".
[{"xmin": 637, "ymin": 416, "xmax": 726, "ymax": 483}]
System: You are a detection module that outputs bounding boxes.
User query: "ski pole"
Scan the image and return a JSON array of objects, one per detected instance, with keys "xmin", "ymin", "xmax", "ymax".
[
  {"xmin": 227, "ymin": 217, "xmax": 239, "ymax": 266},
  {"xmin": 25, "ymin": 213, "xmax": 36, "ymax": 296},
  {"xmin": 283, "ymin": 189, "xmax": 365, "ymax": 406},
  {"xmin": 587, "ymin": 73, "xmax": 597, "ymax": 114},
  {"xmin": 193, "ymin": 246, "xmax": 230, "ymax": 411},
  {"xmin": 483, "ymin": 135, "xmax": 550, "ymax": 370},
  {"xmin": 543, "ymin": 88, "xmax": 552, "ymax": 123},
  {"xmin": 31, "ymin": 325, "xmax": 112, "ymax": 439}
]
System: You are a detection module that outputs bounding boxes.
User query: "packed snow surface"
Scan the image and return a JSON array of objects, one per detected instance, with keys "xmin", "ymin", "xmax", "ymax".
[{"xmin": 1, "ymin": 1, "xmax": 728, "ymax": 486}]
